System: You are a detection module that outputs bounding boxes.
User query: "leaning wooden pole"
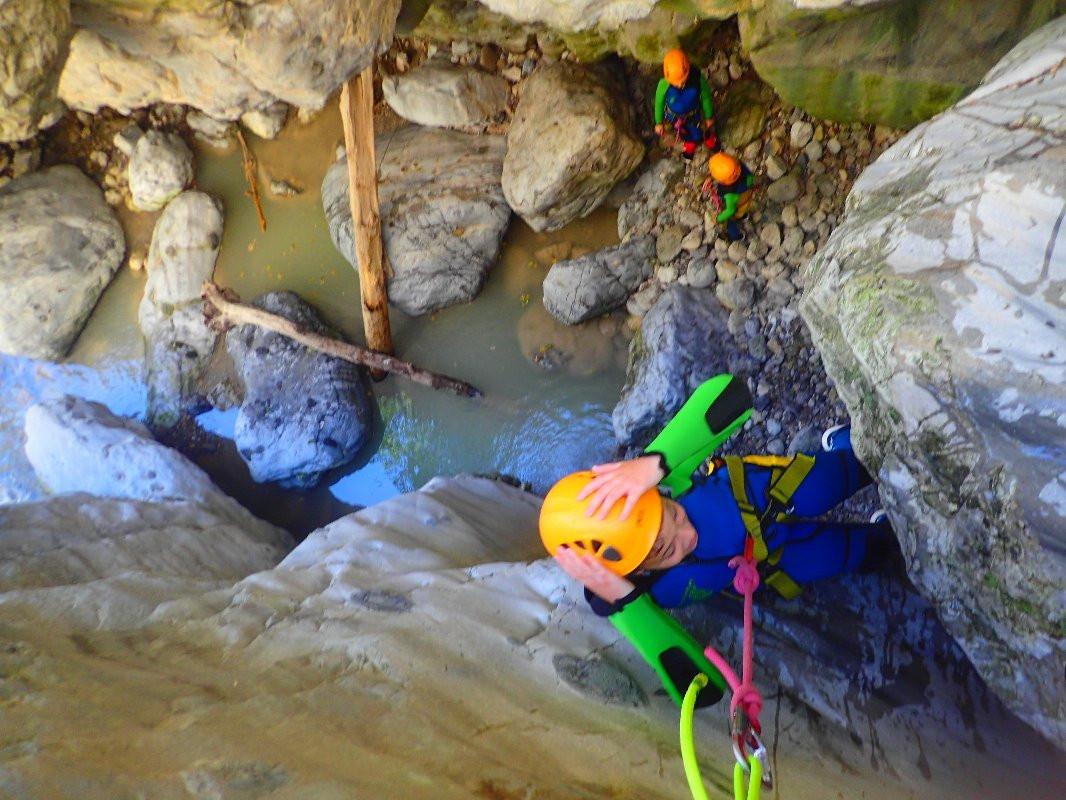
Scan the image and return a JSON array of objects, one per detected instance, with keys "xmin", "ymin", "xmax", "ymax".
[
  {"xmin": 339, "ymin": 67, "xmax": 394, "ymax": 359},
  {"xmin": 202, "ymin": 282, "xmax": 481, "ymax": 398}
]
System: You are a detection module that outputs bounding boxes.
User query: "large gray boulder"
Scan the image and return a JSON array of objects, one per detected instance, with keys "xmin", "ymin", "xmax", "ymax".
[
  {"xmin": 323, "ymin": 125, "xmax": 511, "ymax": 316},
  {"xmin": 542, "ymin": 235, "xmax": 655, "ymax": 324},
  {"xmin": 58, "ymin": 0, "xmax": 400, "ymax": 119},
  {"xmin": 226, "ymin": 291, "xmax": 372, "ymax": 489},
  {"xmin": 382, "ymin": 60, "xmax": 509, "ymax": 129},
  {"xmin": 613, "ymin": 285, "xmax": 741, "ymax": 448},
  {"xmin": 0, "ymin": 0, "xmax": 70, "ymax": 142},
  {"xmin": 0, "ymin": 165, "xmax": 124, "ymax": 360},
  {"xmin": 138, "ymin": 191, "xmax": 224, "ymax": 426},
  {"xmin": 800, "ymin": 18, "xmax": 1066, "ymax": 748},
  {"xmin": 503, "ymin": 61, "xmax": 644, "ymax": 232}
]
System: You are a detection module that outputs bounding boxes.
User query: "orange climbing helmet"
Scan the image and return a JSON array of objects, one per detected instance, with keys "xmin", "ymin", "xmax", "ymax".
[
  {"xmin": 539, "ymin": 471, "xmax": 663, "ymax": 576},
  {"xmin": 709, "ymin": 152, "xmax": 742, "ymax": 184},
  {"xmin": 663, "ymin": 49, "xmax": 690, "ymax": 88}
]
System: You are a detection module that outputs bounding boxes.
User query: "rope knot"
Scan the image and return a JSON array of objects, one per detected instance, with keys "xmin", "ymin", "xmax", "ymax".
[{"xmin": 729, "ymin": 556, "xmax": 760, "ymax": 595}]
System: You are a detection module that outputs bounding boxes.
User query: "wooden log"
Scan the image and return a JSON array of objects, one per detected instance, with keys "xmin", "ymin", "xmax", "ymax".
[
  {"xmin": 201, "ymin": 281, "xmax": 481, "ymax": 398},
  {"xmin": 339, "ymin": 68, "xmax": 394, "ymax": 359}
]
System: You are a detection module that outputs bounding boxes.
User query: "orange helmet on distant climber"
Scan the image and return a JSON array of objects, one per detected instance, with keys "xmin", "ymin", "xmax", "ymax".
[
  {"xmin": 709, "ymin": 152, "xmax": 742, "ymax": 184},
  {"xmin": 539, "ymin": 471, "xmax": 663, "ymax": 576},
  {"xmin": 663, "ymin": 49, "xmax": 690, "ymax": 88}
]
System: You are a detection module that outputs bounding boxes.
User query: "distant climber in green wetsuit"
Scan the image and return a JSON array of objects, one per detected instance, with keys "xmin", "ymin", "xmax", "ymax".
[
  {"xmin": 654, "ymin": 49, "xmax": 716, "ymax": 160},
  {"xmin": 705, "ymin": 151, "xmax": 754, "ymax": 242}
]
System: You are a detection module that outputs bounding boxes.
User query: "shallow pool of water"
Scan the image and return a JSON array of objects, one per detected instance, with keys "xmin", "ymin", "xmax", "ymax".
[{"xmin": 1, "ymin": 109, "xmax": 629, "ymax": 528}]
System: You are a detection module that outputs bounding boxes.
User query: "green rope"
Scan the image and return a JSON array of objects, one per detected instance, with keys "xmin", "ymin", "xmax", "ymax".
[
  {"xmin": 681, "ymin": 674, "xmax": 765, "ymax": 800},
  {"xmin": 680, "ymin": 674, "xmax": 711, "ymax": 800}
]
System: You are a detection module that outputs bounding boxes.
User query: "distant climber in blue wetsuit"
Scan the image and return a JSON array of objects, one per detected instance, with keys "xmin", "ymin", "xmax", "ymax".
[
  {"xmin": 654, "ymin": 49, "xmax": 716, "ymax": 160},
  {"xmin": 539, "ymin": 376, "xmax": 898, "ymax": 707}
]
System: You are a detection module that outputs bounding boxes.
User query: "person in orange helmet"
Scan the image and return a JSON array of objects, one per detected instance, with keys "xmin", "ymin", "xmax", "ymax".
[
  {"xmin": 540, "ymin": 376, "xmax": 896, "ymax": 707},
  {"xmin": 705, "ymin": 151, "xmax": 754, "ymax": 241},
  {"xmin": 654, "ymin": 48, "xmax": 716, "ymax": 160}
]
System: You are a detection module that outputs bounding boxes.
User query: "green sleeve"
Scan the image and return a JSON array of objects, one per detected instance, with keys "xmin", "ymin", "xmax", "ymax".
[
  {"xmin": 716, "ymin": 191, "xmax": 739, "ymax": 223},
  {"xmin": 699, "ymin": 74, "xmax": 713, "ymax": 120},
  {"xmin": 644, "ymin": 374, "xmax": 752, "ymax": 496},
  {"xmin": 610, "ymin": 594, "xmax": 726, "ymax": 707},
  {"xmin": 654, "ymin": 79, "xmax": 669, "ymax": 124}
]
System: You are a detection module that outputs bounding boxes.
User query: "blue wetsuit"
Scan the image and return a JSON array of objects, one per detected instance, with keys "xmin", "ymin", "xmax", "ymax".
[{"xmin": 588, "ymin": 446, "xmax": 886, "ymax": 615}]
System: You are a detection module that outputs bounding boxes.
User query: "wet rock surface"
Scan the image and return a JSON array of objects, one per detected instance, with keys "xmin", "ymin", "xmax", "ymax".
[
  {"xmin": 322, "ymin": 125, "xmax": 511, "ymax": 315},
  {"xmin": 0, "ymin": 164, "xmax": 124, "ymax": 360},
  {"xmin": 226, "ymin": 291, "xmax": 373, "ymax": 489}
]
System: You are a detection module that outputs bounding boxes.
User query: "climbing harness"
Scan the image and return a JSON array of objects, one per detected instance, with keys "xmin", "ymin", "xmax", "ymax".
[
  {"xmin": 720, "ymin": 453, "xmax": 815, "ymax": 598},
  {"xmin": 679, "ymin": 552, "xmax": 772, "ymax": 800}
]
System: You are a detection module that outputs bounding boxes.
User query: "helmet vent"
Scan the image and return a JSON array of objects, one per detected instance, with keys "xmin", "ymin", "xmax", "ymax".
[{"xmin": 600, "ymin": 546, "xmax": 622, "ymax": 562}]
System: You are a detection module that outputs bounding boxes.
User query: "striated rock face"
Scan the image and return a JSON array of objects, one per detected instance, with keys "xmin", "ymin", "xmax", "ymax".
[
  {"xmin": 226, "ymin": 291, "xmax": 373, "ymax": 489},
  {"xmin": 740, "ymin": 0, "xmax": 1065, "ymax": 129},
  {"xmin": 138, "ymin": 191, "xmax": 224, "ymax": 426},
  {"xmin": 503, "ymin": 61, "xmax": 643, "ymax": 232},
  {"xmin": 0, "ymin": 165, "xmax": 124, "ymax": 360},
  {"xmin": 0, "ymin": 0, "xmax": 70, "ymax": 142},
  {"xmin": 382, "ymin": 59, "xmax": 509, "ymax": 128},
  {"xmin": 58, "ymin": 0, "xmax": 400, "ymax": 119},
  {"xmin": 322, "ymin": 125, "xmax": 511, "ymax": 315},
  {"xmin": 800, "ymin": 18, "xmax": 1066, "ymax": 748}
]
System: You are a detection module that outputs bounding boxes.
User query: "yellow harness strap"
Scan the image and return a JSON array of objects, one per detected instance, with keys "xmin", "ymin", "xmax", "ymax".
[{"xmin": 721, "ymin": 454, "xmax": 816, "ymax": 598}]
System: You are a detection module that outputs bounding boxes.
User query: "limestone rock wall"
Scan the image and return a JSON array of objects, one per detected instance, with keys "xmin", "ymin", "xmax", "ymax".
[{"xmin": 800, "ymin": 17, "xmax": 1066, "ymax": 748}]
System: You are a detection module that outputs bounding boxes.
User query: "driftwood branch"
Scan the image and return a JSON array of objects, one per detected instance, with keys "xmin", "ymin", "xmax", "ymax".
[
  {"xmin": 236, "ymin": 129, "xmax": 267, "ymax": 232},
  {"xmin": 201, "ymin": 281, "xmax": 481, "ymax": 398}
]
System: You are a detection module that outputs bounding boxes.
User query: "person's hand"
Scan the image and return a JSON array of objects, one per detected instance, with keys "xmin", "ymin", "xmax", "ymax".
[
  {"xmin": 654, "ymin": 123, "xmax": 664, "ymax": 137},
  {"xmin": 576, "ymin": 455, "xmax": 665, "ymax": 521},
  {"xmin": 553, "ymin": 545, "xmax": 635, "ymax": 603}
]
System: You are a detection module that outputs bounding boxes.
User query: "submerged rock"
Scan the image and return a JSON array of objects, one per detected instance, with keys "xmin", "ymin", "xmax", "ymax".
[
  {"xmin": 138, "ymin": 190, "xmax": 224, "ymax": 426},
  {"xmin": 800, "ymin": 17, "xmax": 1066, "ymax": 748},
  {"xmin": 322, "ymin": 125, "xmax": 511, "ymax": 316},
  {"xmin": 613, "ymin": 285, "xmax": 740, "ymax": 448},
  {"xmin": 382, "ymin": 59, "xmax": 509, "ymax": 128},
  {"xmin": 0, "ymin": 165, "xmax": 124, "ymax": 360},
  {"xmin": 226, "ymin": 291, "xmax": 372, "ymax": 489},
  {"xmin": 542, "ymin": 235, "xmax": 655, "ymax": 325},
  {"xmin": 503, "ymin": 61, "xmax": 643, "ymax": 232}
]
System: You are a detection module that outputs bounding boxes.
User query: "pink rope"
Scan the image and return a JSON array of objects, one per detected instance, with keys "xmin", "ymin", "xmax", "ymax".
[{"xmin": 703, "ymin": 555, "xmax": 764, "ymax": 728}]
